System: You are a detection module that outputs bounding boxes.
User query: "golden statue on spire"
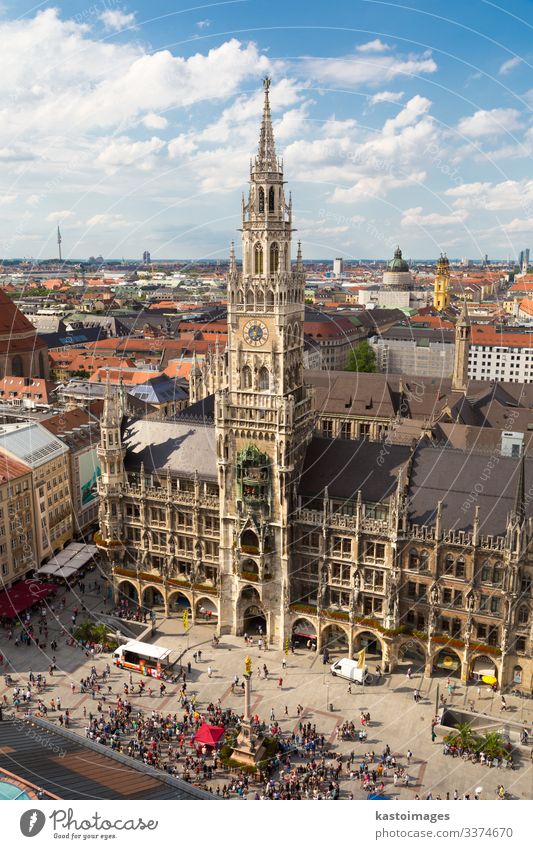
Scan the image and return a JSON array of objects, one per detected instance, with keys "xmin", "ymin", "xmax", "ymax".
[{"xmin": 263, "ymin": 75, "xmax": 271, "ymax": 91}]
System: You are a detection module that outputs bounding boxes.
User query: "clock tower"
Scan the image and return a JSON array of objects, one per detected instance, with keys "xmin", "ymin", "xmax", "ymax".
[{"xmin": 215, "ymin": 77, "xmax": 314, "ymax": 645}]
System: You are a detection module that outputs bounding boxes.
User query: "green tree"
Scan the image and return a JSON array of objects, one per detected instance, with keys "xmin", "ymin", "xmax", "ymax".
[
  {"xmin": 445, "ymin": 722, "xmax": 478, "ymax": 750},
  {"xmin": 346, "ymin": 340, "xmax": 377, "ymax": 373},
  {"xmin": 477, "ymin": 731, "xmax": 509, "ymax": 760}
]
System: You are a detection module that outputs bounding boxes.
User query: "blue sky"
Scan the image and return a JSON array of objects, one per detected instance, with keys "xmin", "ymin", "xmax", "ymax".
[{"xmin": 0, "ymin": 0, "xmax": 532, "ymax": 261}]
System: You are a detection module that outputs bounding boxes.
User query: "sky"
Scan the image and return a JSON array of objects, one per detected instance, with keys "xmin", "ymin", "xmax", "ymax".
[{"xmin": 0, "ymin": 0, "xmax": 532, "ymax": 262}]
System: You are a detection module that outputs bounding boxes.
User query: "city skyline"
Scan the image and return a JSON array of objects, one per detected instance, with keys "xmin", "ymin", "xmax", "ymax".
[{"xmin": 0, "ymin": 0, "xmax": 532, "ymax": 262}]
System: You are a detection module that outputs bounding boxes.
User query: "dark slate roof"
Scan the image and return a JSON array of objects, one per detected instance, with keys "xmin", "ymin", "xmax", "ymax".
[
  {"xmin": 0, "ymin": 718, "xmax": 214, "ymax": 800},
  {"xmin": 123, "ymin": 417, "xmax": 217, "ymax": 478},
  {"xmin": 41, "ymin": 327, "xmax": 107, "ymax": 348},
  {"xmin": 407, "ymin": 444, "xmax": 533, "ymax": 535},
  {"xmin": 299, "ymin": 436, "xmax": 411, "ymax": 502},
  {"xmin": 175, "ymin": 393, "xmax": 215, "ymax": 424}
]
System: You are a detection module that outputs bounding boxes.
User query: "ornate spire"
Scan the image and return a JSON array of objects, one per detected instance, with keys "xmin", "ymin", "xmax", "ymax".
[
  {"xmin": 229, "ymin": 240, "xmax": 236, "ymax": 273},
  {"xmin": 296, "ymin": 240, "xmax": 303, "ymax": 272},
  {"xmin": 255, "ymin": 76, "xmax": 278, "ymax": 172}
]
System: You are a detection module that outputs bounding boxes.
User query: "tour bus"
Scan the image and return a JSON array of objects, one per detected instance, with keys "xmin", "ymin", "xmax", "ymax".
[{"xmin": 113, "ymin": 640, "xmax": 172, "ymax": 679}]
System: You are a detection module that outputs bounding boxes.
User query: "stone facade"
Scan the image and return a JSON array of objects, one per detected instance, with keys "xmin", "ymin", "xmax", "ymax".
[{"xmin": 96, "ymin": 81, "xmax": 533, "ymax": 695}]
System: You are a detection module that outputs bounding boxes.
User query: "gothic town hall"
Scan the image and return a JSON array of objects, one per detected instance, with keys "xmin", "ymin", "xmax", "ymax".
[{"xmin": 97, "ymin": 80, "xmax": 533, "ymax": 693}]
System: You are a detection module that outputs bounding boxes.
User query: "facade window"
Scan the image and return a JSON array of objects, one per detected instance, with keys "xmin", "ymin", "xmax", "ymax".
[
  {"xmin": 258, "ymin": 187, "xmax": 264, "ymax": 213},
  {"xmin": 322, "ymin": 419, "xmax": 333, "ymax": 438},
  {"xmin": 364, "ymin": 541, "xmax": 386, "ymax": 563},
  {"xmin": 364, "ymin": 568, "xmax": 384, "ymax": 590},
  {"xmin": 258, "ymin": 366, "xmax": 270, "ymax": 391},
  {"xmin": 340, "ymin": 421, "xmax": 351, "ymax": 440},
  {"xmin": 332, "ymin": 536, "xmax": 351, "ymax": 558},
  {"xmin": 269, "ymin": 242, "xmax": 279, "ymax": 272},
  {"xmin": 518, "ymin": 605, "xmax": 529, "ymax": 625},
  {"xmin": 242, "ymin": 365, "xmax": 253, "ymax": 389},
  {"xmin": 254, "ymin": 243, "xmax": 264, "ymax": 274},
  {"xmin": 268, "ymin": 186, "xmax": 275, "ymax": 212},
  {"xmin": 516, "ymin": 638, "xmax": 526, "ymax": 654}
]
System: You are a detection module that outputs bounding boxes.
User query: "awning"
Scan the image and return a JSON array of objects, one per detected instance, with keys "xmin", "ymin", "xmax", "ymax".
[
  {"xmin": 194, "ymin": 724, "xmax": 225, "ymax": 747},
  {"xmin": 0, "ymin": 581, "xmax": 57, "ymax": 619},
  {"xmin": 472, "ymin": 657, "xmax": 498, "ymax": 679},
  {"xmin": 37, "ymin": 544, "xmax": 98, "ymax": 578}
]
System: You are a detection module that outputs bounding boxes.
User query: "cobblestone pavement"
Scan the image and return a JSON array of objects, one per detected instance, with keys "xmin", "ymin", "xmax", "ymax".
[{"xmin": 1, "ymin": 585, "xmax": 532, "ymax": 800}]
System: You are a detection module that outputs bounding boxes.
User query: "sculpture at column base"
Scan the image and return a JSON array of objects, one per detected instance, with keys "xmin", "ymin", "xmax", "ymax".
[{"xmin": 230, "ymin": 671, "xmax": 269, "ymax": 768}]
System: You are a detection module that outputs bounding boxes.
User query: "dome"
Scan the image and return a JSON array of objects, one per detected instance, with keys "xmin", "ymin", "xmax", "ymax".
[{"xmin": 388, "ymin": 246, "xmax": 409, "ymax": 272}]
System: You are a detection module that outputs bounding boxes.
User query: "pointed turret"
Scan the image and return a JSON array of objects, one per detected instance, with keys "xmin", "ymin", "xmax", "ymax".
[
  {"xmin": 229, "ymin": 240, "xmax": 236, "ymax": 273},
  {"xmin": 451, "ymin": 299, "xmax": 471, "ymax": 392},
  {"xmin": 255, "ymin": 76, "xmax": 278, "ymax": 173}
]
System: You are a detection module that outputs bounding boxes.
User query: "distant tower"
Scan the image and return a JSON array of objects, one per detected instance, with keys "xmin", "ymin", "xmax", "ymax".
[
  {"xmin": 333, "ymin": 257, "xmax": 343, "ymax": 277},
  {"xmin": 452, "ymin": 301, "xmax": 471, "ymax": 392},
  {"xmin": 57, "ymin": 225, "xmax": 62, "ymax": 262},
  {"xmin": 433, "ymin": 253, "xmax": 450, "ymax": 311},
  {"xmin": 522, "ymin": 249, "xmax": 530, "ymax": 275},
  {"xmin": 142, "ymin": 250, "xmax": 151, "ymax": 264}
]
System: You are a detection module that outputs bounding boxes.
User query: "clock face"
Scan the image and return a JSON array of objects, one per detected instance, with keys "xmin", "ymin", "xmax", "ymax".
[{"xmin": 243, "ymin": 319, "xmax": 268, "ymax": 347}]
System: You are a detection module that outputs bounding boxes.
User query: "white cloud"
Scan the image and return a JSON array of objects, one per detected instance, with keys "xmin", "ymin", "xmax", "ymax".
[
  {"xmin": 301, "ymin": 49, "xmax": 437, "ymax": 88},
  {"xmin": 446, "ymin": 178, "xmax": 533, "ymax": 211},
  {"xmin": 168, "ymin": 134, "xmax": 198, "ymax": 160},
  {"xmin": 331, "ymin": 171, "xmax": 426, "ymax": 203},
  {"xmin": 142, "ymin": 113, "xmax": 168, "ymax": 129},
  {"xmin": 86, "ymin": 213, "xmax": 130, "ymax": 229},
  {"xmin": 368, "ymin": 90, "xmax": 404, "ymax": 106},
  {"xmin": 401, "ymin": 206, "xmax": 469, "ymax": 228},
  {"xmin": 46, "ymin": 210, "xmax": 75, "ymax": 222},
  {"xmin": 99, "ymin": 9, "xmax": 137, "ymax": 31},
  {"xmin": 382, "ymin": 95, "xmax": 431, "ymax": 133},
  {"xmin": 498, "ymin": 56, "xmax": 522, "ymax": 75},
  {"xmin": 96, "ymin": 136, "xmax": 165, "ymax": 172},
  {"xmin": 0, "ymin": 194, "xmax": 17, "ymax": 204},
  {"xmin": 356, "ymin": 39, "xmax": 391, "ymax": 53},
  {"xmin": 196, "ymin": 20, "xmax": 211, "ymax": 29},
  {"xmin": 457, "ymin": 107, "xmax": 522, "ymax": 137}
]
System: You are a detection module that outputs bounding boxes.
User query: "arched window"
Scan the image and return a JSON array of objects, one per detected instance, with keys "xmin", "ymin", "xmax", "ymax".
[
  {"xmin": 258, "ymin": 366, "xmax": 269, "ymax": 391},
  {"xmin": 518, "ymin": 605, "xmax": 529, "ymax": 625},
  {"xmin": 270, "ymin": 242, "xmax": 279, "ymax": 273},
  {"xmin": 254, "ymin": 243, "xmax": 263, "ymax": 274},
  {"xmin": 268, "ymin": 187, "xmax": 275, "ymax": 212},
  {"xmin": 242, "ymin": 365, "xmax": 252, "ymax": 389},
  {"xmin": 455, "ymin": 556, "xmax": 466, "ymax": 578},
  {"xmin": 237, "ymin": 288, "xmax": 244, "ymax": 306},
  {"xmin": 513, "ymin": 665, "xmax": 523, "ymax": 683},
  {"xmin": 444, "ymin": 554, "xmax": 454, "ymax": 574},
  {"xmin": 246, "ymin": 289, "xmax": 254, "ymax": 308},
  {"xmin": 492, "ymin": 563, "xmax": 502, "ymax": 585},
  {"xmin": 11, "ymin": 355, "xmax": 23, "ymax": 377},
  {"xmin": 420, "ymin": 550, "xmax": 429, "ymax": 571},
  {"xmin": 408, "ymin": 548, "xmax": 419, "ymax": 570},
  {"xmin": 256, "ymin": 289, "xmax": 264, "ymax": 309},
  {"xmin": 258, "ymin": 187, "xmax": 265, "ymax": 213},
  {"xmin": 266, "ymin": 289, "xmax": 274, "ymax": 307}
]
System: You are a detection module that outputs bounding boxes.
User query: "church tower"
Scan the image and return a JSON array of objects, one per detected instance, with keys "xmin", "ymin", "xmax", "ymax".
[
  {"xmin": 433, "ymin": 253, "xmax": 450, "ymax": 311},
  {"xmin": 451, "ymin": 301, "xmax": 471, "ymax": 392},
  {"xmin": 215, "ymin": 77, "xmax": 314, "ymax": 645}
]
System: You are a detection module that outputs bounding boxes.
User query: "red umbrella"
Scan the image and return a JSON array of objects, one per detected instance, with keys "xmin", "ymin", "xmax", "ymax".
[{"xmin": 194, "ymin": 723, "xmax": 225, "ymax": 747}]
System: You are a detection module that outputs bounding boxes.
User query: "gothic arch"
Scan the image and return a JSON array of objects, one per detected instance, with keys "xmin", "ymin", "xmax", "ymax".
[
  {"xmin": 141, "ymin": 584, "xmax": 165, "ymax": 609},
  {"xmin": 270, "ymin": 242, "xmax": 279, "ymax": 272},
  {"xmin": 196, "ymin": 597, "xmax": 218, "ymax": 621},
  {"xmin": 258, "ymin": 366, "xmax": 270, "ymax": 391},
  {"xmin": 354, "ymin": 629, "xmax": 384, "ymax": 658},
  {"xmin": 242, "ymin": 365, "xmax": 252, "ymax": 389},
  {"xmin": 117, "ymin": 580, "xmax": 139, "ymax": 605},
  {"xmin": 256, "ymin": 289, "xmax": 264, "ymax": 309},
  {"xmin": 268, "ymin": 186, "xmax": 275, "ymax": 212},
  {"xmin": 246, "ymin": 288, "xmax": 254, "ymax": 308},
  {"xmin": 237, "ymin": 288, "xmax": 244, "ymax": 306},
  {"xmin": 167, "ymin": 590, "xmax": 193, "ymax": 611},
  {"xmin": 266, "ymin": 288, "xmax": 274, "ymax": 307},
  {"xmin": 254, "ymin": 243, "xmax": 263, "ymax": 274},
  {"xmin": 258, "ymin": 187, "xmax": 265, "ymax": 213},
  {"xmin": 321, "ymin": 623, "xmax": 349, "ymax": 652}
]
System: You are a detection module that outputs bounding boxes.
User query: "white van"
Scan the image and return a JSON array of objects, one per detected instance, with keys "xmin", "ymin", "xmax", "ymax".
[{"xmin": 331, "ymin": 658, "xmax": 370, "ymax": 684}]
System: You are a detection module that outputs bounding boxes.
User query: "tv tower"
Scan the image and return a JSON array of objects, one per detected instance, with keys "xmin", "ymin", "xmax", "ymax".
[{"xmin": 57, "ymin": 224, "xmax": 62, "ymax": 262}]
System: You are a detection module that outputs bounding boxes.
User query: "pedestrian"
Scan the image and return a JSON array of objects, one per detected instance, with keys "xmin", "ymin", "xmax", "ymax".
[
  {"xmin": 406, "ymin": 667, "xmax": 412, "ymax": 679},
  {"xmin": 278, "ymin": 677, "xmax": 283, "ymax": 689},
  {"xmin": 208, "ymin": 666, "xmax": 213, "ymax": 678},
  {"xmin": 284, "ymin": 705, "xmax": 288, "ymax": 716},
  {"xmin": 501, "ymin": 696, "xmax": 507, "ymax": 712},
  {"xmin": 270, "ymin": 708, "xmax": 275, "ymax": 721},
  {"xmin": 198, "ymin": 650, "xmax": 202, "ymax": 662},
  {"xmin": 347, "ymin": 684, "xmax": 352, "ymax": 695},
  {"xmin": 431, "ymin": 728, "xmax": 437, "ymax": 743},
  {"xmin": 187, "ymin": 661, "xmax": 191, "ymax": 674},
  {"xmin": 282, "ymin": 657, "xmax": 287, "ymax": 669},
  {"xmin": 407, "ymin": 749, "xmax": 412, "ymax": 764}
]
